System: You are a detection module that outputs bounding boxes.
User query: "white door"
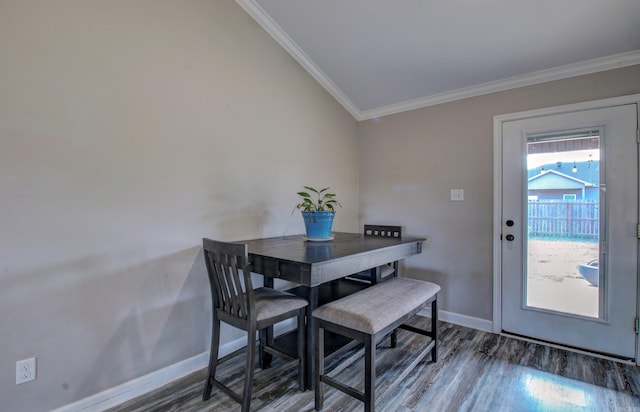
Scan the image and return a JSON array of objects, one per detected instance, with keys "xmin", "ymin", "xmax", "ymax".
[{"xmin": 500, "ymin": 101, "xmax": 638, "ymax": 360}]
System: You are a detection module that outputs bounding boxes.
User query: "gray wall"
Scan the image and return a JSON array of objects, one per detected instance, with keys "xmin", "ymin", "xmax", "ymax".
[
  {"xmin": 0, "ymin": 1, "xmax": 358, "ymax": 411},
  {"xmin": 358, "ymin": 65, "xmax": 640, "ymax": 321},
  {"xmin": 3, "ymin": 1, "xmax": 639, "ymax": 410}
]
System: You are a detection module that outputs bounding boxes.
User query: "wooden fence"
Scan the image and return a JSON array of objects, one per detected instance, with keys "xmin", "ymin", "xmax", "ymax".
[{"xmin": 528, "ymin": 200, "xmax": 598, "ymax": 239}]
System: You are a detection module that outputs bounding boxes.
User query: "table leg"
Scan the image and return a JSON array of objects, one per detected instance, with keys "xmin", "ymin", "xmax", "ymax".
[
  {"xmin": 371, "ymin": 266, "xmax": 380, "ymax": 284},
  {"xmin": 306, "ymin": 285, "xmax": 319, "ymax": 390},
  {"xmin": 261, "ymin": 276, "xmax": 275, "ymax": 368}
]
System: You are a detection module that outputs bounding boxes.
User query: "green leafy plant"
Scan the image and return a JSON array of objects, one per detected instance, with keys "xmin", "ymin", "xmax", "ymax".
[{"xmin": 293, "ymin": 186, "xmax": 342, "ymax": 213}]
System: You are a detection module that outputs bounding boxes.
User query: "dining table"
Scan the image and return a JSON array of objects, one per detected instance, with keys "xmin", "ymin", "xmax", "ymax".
[{"xmin": 241, "ymin": 231, "xmax": 426, "ymax": 390}]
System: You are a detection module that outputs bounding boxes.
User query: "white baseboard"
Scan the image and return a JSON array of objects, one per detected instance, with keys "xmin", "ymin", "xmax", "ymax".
[
  {"xmin": 52, "ymin": 320, "xmax": 297, "ymax": 412},
  {"xmin": 53, "ymin": 313, "xmax": 489, "ymax": 411},
  {"xmin": 417, "ymin": 308, "xmax": 493, "ymax": 332},
  {"xmin": 51, "ymin": 352, "xmax": 209, "ymax": 412}
]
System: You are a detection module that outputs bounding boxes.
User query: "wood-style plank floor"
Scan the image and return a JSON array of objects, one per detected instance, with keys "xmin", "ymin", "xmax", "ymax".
[{"xmin": 106, "ymin": 318, "xmax": 640, "ymax": 411}]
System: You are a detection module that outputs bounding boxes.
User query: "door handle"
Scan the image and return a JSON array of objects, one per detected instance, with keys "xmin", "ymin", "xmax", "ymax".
[{"xmin": 505, "ymin": 234, "xmax": 515, "ymax": 241}]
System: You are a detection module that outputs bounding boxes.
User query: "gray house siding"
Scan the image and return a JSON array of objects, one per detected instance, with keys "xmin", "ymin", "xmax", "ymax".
[{"xmin": 528, "ymin": 160, "xmax": 599, "ymax": 201}]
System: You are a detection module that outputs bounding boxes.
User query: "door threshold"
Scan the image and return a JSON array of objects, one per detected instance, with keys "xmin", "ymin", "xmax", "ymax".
[{"xmin": 500, "ymin": 331, "xmax": 636, "ymax": 365}]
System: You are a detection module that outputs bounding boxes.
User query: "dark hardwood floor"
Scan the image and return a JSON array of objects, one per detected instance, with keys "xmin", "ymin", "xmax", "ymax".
[{"xmin": 106, "ymin": 318, "xmax": 640, "ymax": 411}]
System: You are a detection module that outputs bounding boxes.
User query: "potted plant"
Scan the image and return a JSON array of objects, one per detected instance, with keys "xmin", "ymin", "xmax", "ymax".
[{"xmin": 293, "ymin": 186, "xmax": 341, "ymax": 240}]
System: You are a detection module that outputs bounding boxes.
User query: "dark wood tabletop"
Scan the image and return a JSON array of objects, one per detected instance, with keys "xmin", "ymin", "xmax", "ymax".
[{"xmin": 244, "ymin": 232, "xmax": 425, "ymax": 287}]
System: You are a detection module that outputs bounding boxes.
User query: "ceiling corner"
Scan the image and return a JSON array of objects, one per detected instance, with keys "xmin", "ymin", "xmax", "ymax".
[{"xmin": 234, "ymin": 0, "xmax": 364, "ymax": 120}]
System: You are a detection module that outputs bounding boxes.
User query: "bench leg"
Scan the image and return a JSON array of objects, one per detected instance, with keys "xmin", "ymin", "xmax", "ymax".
[
  {"xmin": 431, "ymin": 297, "xmax": 438, "ymax": 362},
  {"xmin": 364, "ymin": 334, "xmax": 375, "ymax": 412},
  {"xmin": 314, "ymin": 327, "xmax": 324, "ymax": 411}
]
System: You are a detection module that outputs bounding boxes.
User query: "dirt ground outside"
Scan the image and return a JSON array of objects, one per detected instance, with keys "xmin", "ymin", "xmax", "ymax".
[{"xmin": 527, "ymin": 238, "xmax": 599, "ymax": 317}]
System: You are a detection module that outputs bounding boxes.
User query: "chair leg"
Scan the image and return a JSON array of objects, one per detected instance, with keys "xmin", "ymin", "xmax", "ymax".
[
  {"xmin": 431, "ymin": 297, "xmax": 438, "ymax": 362},
  {"xmin": 314, "ymin": 326, "xmax": 324, "ymax": 411},
  {"xmin": 390, "ymin": 329, "xmax": 398, "ymax": 348},
  {"xmin": 364, "ymin": 334, "xmax": 375, "ymax": 412},
  {"xmin": 203, "ymin": 315, "xmax": 220, "ymax": 401},
  {"xmin": 263, "ymin": 324, "xmax": 274, "ymax": 367},
  {"xmin": 258, "ymin": 328, "xmax": 267, "ymax": 369},
  {"xmin": 241, "ymin": 326, "xmax": 257, "ymax": 412},
  {"xmin": 297, "ymin": 308, "xmax": 306, "ymax": 391}
]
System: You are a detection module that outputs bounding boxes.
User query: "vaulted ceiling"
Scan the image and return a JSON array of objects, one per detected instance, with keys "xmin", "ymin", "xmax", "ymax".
[{"xmin": 236, "ymin": 0, "xmax": 640, "ymax": 120}]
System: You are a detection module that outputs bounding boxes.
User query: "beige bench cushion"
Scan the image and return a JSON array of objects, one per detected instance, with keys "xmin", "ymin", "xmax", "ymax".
[{"xmin": 313, "ymin": 277, "xmax": 440, "ymax": 334}]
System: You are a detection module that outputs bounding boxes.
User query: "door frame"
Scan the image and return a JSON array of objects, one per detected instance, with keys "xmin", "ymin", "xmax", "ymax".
[{"xmin": 492, "ymin": 93, "xmax": 640, "ymax": 363}]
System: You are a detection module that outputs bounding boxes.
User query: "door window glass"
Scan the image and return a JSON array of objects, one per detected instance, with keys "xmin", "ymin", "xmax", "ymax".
[{"xmin": 526, "ymin": 130, "xmax": 601, "ymax": 318}]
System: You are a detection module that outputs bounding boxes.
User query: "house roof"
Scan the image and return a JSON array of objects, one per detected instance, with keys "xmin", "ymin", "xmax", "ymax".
[
  {"xmin": 528, "ymin": 169, "xmax": 596, "ymax": 190},
  {"xmin": 528, "ymin": 160, "xmax": 599, "ymax": 185}
]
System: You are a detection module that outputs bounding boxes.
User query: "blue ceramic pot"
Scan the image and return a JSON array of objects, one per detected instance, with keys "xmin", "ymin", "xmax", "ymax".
[{"xmin": 301, "ymin": 211, "xmax": 335, "ymax": 239}]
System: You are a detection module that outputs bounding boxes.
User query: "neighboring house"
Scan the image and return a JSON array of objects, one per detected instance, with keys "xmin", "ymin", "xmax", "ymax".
[{"xmin": 527, "ymin": 160, "xmax": 599, "ymax": 201}]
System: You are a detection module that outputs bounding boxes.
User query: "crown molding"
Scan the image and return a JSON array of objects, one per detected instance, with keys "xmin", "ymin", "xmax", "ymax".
[
  {"xmin": 235, "ymin": 0, "xmax": 640, "ymax": 122},
  {"xmin": 360, "ymin": 50, "xmax": 640, "ymax": 120},
  {"xmin": 235, "ymin": 0, "xmax": 362, "ymax": 119}
]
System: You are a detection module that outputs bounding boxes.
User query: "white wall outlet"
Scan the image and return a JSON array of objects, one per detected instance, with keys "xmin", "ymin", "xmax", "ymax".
[
  {"xmin": 450, "ymin": 189, "xmax": 464, "ymax": 201},
  {"xmin": 16, "ymin": 357, "xmax": 36, "ymax": 385}
]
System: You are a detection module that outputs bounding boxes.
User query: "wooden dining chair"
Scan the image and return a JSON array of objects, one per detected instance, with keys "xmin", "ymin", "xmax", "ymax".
[
  {"xmin": 202, "ymin": 238, "xmax": 308, "ymax": 412},
  {"xmin": 347, "ymin": 224, "xmax": 402, "ymax": 284}
]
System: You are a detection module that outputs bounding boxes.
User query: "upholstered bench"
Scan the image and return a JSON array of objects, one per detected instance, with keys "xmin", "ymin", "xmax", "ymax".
[{"xmin": 313, "ymin": 277, "xmax": 440, "ymax": 412}]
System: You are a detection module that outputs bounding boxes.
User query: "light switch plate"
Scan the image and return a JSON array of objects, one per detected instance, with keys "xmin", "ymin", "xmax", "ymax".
[{"xmin": 450, "ymin": 189, "xmax": 464, "ymax": 201}]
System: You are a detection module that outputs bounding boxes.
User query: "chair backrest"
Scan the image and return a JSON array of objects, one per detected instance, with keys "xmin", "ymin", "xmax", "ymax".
[
  {"xmin": 202, "ymin": 238, "xmax": 255, "ymax": 322},
  {"xmin": 364, "ymin": 224, "xmax": 402, "ymax": 238}
]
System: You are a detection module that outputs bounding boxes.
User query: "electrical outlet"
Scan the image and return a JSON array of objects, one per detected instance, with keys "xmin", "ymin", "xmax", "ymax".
[{"xmin": 16, "ymin": 357, "xmax": 36, "ymax": 385}]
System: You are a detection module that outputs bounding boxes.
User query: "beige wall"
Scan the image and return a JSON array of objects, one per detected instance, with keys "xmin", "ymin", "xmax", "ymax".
[
  {"xmin": 358, "ymin": 65, "xmax": 640, "ymax": 322},
  {"xmin": 0, "ymin": 1, "xmax": 358, "ymax": 411},
  {"xmin": 3, "ymin": 1, "xmax": 639, "ymax": 409}
]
